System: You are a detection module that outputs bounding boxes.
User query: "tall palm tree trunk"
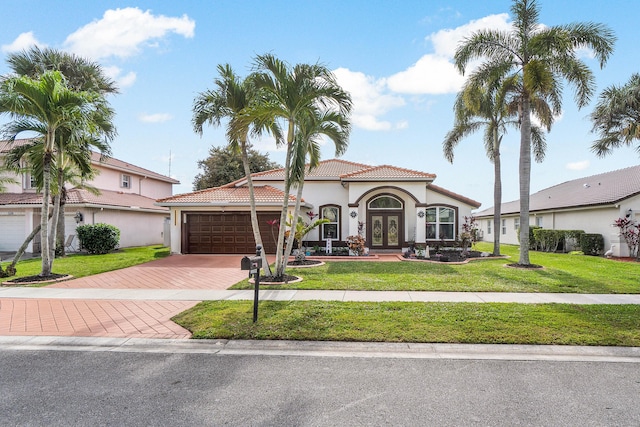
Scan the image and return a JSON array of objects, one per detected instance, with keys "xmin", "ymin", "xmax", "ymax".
[
  {"xmin": 493, "ymin": 139, "xmax": 502, "ymax": 256},
  {"xmin": 283, "ymin": 180, "xmax": 305, "ymax": 264},
  {"xmin": 241, "ymin": 142, "xmax": 272, "ymax": 276},
  {"xmin": 40, "ymin": 153, "xmax": 53, "ymax": 276},
  {"xmin": 518, "ymin": 96, "xmax": 532, "ymax": 265},
  {"xmin": 274, "ymin": 125, "xmax": 295, "ymax": 277}
]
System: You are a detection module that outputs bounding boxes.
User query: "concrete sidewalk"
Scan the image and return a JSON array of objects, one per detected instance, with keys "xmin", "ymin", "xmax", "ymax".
[{"xmin": 1, "ymin": 287, "xmax": 640, "ymax": 304}]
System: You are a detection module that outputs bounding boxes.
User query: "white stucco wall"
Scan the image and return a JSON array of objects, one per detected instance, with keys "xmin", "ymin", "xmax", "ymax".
[
  {"xmin": 86, "ymin": 208, "xmax": 168, "ymax": 248},
  {"xmin": 478, "ymin": 197, "xmax": 640, "ymax": 256},
  {"xmin": 90, "ymin": 166, "xmax": 173, "ymax": 199}
]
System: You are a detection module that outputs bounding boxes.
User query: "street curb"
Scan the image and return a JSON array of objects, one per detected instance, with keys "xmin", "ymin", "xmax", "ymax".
[{"xmin": 1, "ymin": 336, "xmax": 639, "ymax": 363}]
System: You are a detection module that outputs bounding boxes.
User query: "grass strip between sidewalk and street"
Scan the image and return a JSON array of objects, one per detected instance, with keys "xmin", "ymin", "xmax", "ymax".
[{"xmin": 173, "ymin": 301, "xmax": 640, "ymax": 346}]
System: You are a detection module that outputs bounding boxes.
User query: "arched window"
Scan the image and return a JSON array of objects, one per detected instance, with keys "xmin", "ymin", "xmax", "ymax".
[
  {"xmin": 368, "ymin": 195, "xmax": 403, "ymax": 210},
  {"xmin": 426, "ymin": 206, "xmax": 456, "ymax": 240}
]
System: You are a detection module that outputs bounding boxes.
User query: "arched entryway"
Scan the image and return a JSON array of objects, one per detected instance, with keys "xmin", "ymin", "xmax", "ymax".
[{"xmin": 367, "ymin": 194, "xmax": 404, "ymax": 250}]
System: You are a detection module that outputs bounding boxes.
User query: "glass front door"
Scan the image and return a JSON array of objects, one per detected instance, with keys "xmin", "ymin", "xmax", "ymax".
[{"xmin": 369, "ymin": 212, "xmax": 402, "ymax": 248}]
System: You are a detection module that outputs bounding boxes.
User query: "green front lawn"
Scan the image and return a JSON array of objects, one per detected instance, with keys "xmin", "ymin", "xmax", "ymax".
[
  {"xmin": 1, "ymin": 245, "xmax": 169, "ymax": 283},
  {"xmin": 230, "ymin": 243, "xmax": 639, "ymax": 294},
  {"xmin": 173, "ymin": 300, "xmax": 640, "ymax": 346}
]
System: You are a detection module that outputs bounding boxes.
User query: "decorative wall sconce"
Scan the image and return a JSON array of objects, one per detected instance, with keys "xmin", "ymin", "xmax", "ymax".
[
  {"xmin": 626, "ymin": 209, "xmax": 633, "ymax": 218},
  {"xmin": 350, "ymin": 211, "xmax": 358, "ymax": 218},
  {"xmin": 74, "ymin": 211, "xmax": 84, "ymax": 224}
]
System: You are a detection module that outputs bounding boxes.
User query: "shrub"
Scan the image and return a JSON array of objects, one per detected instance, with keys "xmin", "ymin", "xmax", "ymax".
[
  {"xmin": 76, "ymin": 223, "xmax": 120, "ymax": 254},
  {"xmin": 533, "ymin": 229, "xmax": 565, "ymax": 252},
  {"xmin": 580, "ymin": 233, "xmax": 604, "ymax": 256},
  {"xmin": 563, "ymin": 230, "xmax": 585, "ymax": 252},
  {"xmin": 345, "ymin": 235, "xmax": 366, "ymax": 256},
  {"xmin": 518, "ymin": 225, "xmax": 542, "ymax": 250}
]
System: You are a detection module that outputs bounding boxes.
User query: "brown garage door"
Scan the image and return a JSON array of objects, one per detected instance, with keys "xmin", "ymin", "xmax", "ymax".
[{"xmin": 184, "ymin": 212, "xmax": 280, "ymax": 254}]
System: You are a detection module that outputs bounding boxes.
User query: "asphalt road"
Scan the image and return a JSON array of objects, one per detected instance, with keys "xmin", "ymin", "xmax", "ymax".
[{"xmin": 1, "ymin": 347, "xmax": 639, "ymax": 426}]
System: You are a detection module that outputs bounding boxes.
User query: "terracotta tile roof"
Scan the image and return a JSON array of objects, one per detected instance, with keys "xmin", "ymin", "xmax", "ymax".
[
  {"xmin": 476, "ymin": 165, "xmax": 640, "ymax": 217},
  {"xmin": 246, "ymin": 158, "xmax": 371, "ymax": 182},
  {"xmin": 341, "ymin": 164, "xmax": 436, "ymax": 181},
  {"xmin": 428, "ymin": 184, "xmax": 481, "ymax": 208},
  {"xmin": 1, "ymin": 138, "xmax": 179, "ymax": 184},
  {"xmin": 0, "ymin": 188, "xmax": 167, "ymax": 212},
  {"xmin": 156, "ymin": 185, "xmax": 299, "ymax": 205}
]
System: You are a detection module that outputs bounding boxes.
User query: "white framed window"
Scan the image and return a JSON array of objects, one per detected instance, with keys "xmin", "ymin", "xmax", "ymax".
[
  {"xmin": 121, "ymin": 174, "xmax": 131, "ymax": 189},
  {"xmin": 320, "ymin": 205, "xmax": 340, "ymax": 241},
  {"xmin": 502, "ymin": 219, "xmax": 507, "ymax": 235},
  {"xmin": 426, "ymin": 206, "xmax": 456, "ymax": 240},
  {"xmin": 23, "ymin": 173, "xmax": 36, "ymax": 190},
  {"xmin": 514, "ymin": 218, "xmax": 520, "ymax": 230},
  {"xmin": 487, "ymin": 219, "xmax": 492, "ymax": 234},
  {"xmin": 535, "ymin": 216, "xmax": 543, "ymax": 227}
]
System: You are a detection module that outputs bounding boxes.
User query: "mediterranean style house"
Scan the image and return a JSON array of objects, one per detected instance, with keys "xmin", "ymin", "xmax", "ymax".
[
  {"xmin": 0, "ymin": 139, "xmax": 179, "ymax": 253},
  {"xmin": 475, "ymin": 165, "xmax": 640, "ymax": 257},
  {"xmin": 157, "ymin": 159, "xmax": 481, "ymax": 255}
]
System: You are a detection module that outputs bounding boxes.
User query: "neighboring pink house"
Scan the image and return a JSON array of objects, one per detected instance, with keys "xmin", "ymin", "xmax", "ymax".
[
  {"xmin": 0, "ymin": 139, "xmax": 179, "ymax": 253},
  {"xmin": 157, "ymin": 159, "xmax": 480, "ymax": 255}
]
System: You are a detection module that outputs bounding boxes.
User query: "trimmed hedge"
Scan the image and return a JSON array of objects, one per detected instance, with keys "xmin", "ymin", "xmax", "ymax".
[
  {"xmin": 76, "ymin": 223, "xmax": 120, "ymax": 254},
  {"xmin": 580, "ymin": 233, "xmax": 604, "ymax": 256}
]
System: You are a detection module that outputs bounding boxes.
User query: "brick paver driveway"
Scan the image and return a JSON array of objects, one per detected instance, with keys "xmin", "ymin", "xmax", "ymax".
[{"xmin": 0, "ymin": 255, "xmax": 248, "ymax": 339}]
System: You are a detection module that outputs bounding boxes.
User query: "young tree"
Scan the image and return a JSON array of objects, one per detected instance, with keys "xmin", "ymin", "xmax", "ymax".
[
  {"xmin": 193, "ymin": 144, "xmax": 280, "ymax": 190},
  {"xmin": 193, "ymin": 64, "xmax": 282, "ymax": 273},
  {"xmin": 454, "ymin": 0, "xmax": 615, "ymax": 265},
  {"xmin": 250, "ymin": 54, "xmax": 352, "ymax": 278},
  {"xmin": 591, "ymin": 73, "xmax": 640, "ymax": 157}
]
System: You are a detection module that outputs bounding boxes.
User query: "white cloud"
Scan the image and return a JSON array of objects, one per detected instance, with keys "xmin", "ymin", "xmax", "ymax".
[
  {"xmin": 63, "ymin": 7, "xmax": 195, "ymax": 60},
  {"xmin": 387, "ymin": 13, "xmax": 512, "ymax": 95},
  {"xmin": 139, "ymin": 113, "xmax": 173, "ymax": 123},
  {"xmin": 103, "ymin": 66, "xmax": 137, "ymax": 88},
  {"xmin": 1, "ymin": 31, "xmax": 45, "ymax": 53},
  {"xmin": 566, "ymin": 160, "xmax": 590, "ymax": 171},
  {"xmin": 334, "ymin": 67, "xmax": 406, "ymax": 131},
  {"xmin": 386, "ymin": 55, "xmax": 464, "ymax": 95}
]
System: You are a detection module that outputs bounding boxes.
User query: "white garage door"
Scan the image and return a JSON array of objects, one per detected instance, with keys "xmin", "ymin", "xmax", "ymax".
[{"xmin": 0, "ymin": 215, "xmax": 25, "ymax": 251}]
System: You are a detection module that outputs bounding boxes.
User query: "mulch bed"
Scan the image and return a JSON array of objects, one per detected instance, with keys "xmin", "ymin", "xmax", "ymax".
[
  {"xmin": 2, "ymin": 273, "xmax": 72, "ymax": 286},
  {"xmin": 287, "ymin": 260, "xmax": 323, "ymax": 267}
]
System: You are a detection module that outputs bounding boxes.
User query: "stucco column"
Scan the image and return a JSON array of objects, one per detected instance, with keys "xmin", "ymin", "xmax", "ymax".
[
  {"xmin": 348, "ymin": 204, "xmax": 359, "ymax": 238},
  {"xmin": 416, "ymin": 206, "xmax": 427, "ymax": 244}
]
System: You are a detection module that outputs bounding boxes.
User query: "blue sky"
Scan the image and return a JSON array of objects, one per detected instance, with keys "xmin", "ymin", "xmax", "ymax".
[{"xmin": 2, "ymin": 0, "xmax": 638, "ymax": 209}]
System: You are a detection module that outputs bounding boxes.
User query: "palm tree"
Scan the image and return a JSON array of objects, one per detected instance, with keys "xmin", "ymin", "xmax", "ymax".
[
  {"xmin": 444, "ymin": 74, "xmax": 547, "ymax": 256},
  {"xmin": 250, "ymin": 53, "xmax": 352, "ymax": 278},
  {"xmin": 192, "ymin": 64, "xmax": 282, "ymax": 273},
  {"xmin": 6, "ymin": 47, "xmax": 117, "ymax": 257},
  {"xmin": 591, "ymin": 73, "xmax": 640, "ymax": 157},
  {"xmin": 0, "ymin": 71, "xmax": 95, "ymax": 276},
  {"xmin": 284, "ymin": 109, "xmax": 350, "ymax": 264},
  {"xmin": 454, "ymin": 0, "xmax": 615, "ymax": 265}
]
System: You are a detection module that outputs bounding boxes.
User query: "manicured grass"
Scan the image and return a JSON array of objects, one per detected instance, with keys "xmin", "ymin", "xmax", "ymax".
[
  {"xmin": 173, "ymin": 300, "xmax": 640, "ymax": 346},
  {"xmin": 1, "ymin": 245, "xmax": 169, "ymax": 283},
  {"xmin": 230, "ymin": 243, "xmax": 640, "ymax": 293}
]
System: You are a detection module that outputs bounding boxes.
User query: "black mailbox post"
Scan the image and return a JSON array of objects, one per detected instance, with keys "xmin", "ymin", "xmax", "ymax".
[{"xmin": 241, "ymin": 245, "xmax": 262, "ymax": 323}]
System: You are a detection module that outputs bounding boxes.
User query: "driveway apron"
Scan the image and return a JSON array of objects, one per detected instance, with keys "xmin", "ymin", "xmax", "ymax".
[{"xmin": 0, "ymin": 255, "xmax": 247, "ymax": 339}]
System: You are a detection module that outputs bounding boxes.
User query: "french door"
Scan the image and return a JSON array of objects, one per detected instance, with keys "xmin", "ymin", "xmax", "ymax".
[{"xmin": 369, "ymin": 211, "xmax": 403, "ymax": 249}]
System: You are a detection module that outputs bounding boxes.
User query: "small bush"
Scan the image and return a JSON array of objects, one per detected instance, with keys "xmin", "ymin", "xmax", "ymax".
[
  {"xmin": 76, "ymin": 223, "xmax": 120, "ymax": 254},
  {"xmin": 533, "ymin": 229, "xmax": 565, "ymax": 252},
  {"xmin": 580, "ymin": 233, "xmax": 604, "ymax": 256},
  {"xmin": 518, "ymin": 225, "xmax": 542, "ymax": 250}
]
